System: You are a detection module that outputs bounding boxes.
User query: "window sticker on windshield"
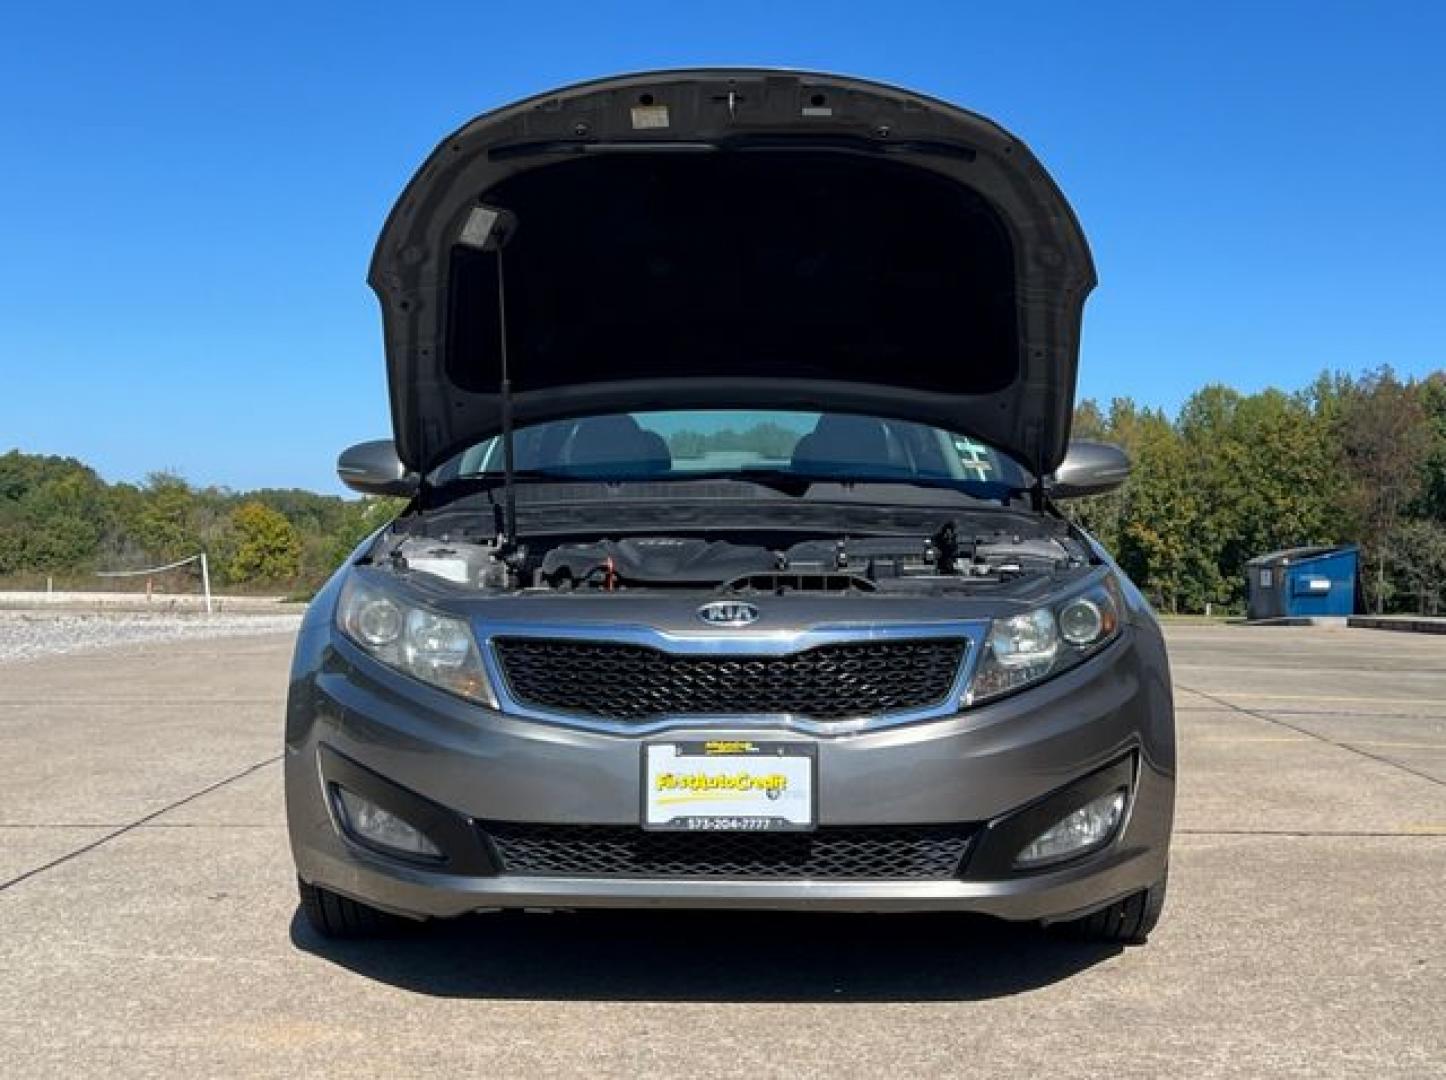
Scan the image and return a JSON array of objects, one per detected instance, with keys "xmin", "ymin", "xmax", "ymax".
[{"xmin": 953, "ymin": 437, "xmax": 996, "ymax": 481}]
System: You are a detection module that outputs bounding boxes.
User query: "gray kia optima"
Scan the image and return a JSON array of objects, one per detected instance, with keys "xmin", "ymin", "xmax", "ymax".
[{"xmin": 286, "ymin": 69, "xmax": 1175, "ymax": 944}]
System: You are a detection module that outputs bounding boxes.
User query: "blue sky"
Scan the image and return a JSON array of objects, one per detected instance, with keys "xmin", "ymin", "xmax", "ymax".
[{"xmin": 2, "ymin": 1, "xmax": 1442, "ymax": 493}]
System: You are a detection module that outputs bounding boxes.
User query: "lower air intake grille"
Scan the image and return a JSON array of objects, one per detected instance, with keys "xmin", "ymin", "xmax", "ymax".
[
  {"xmin": 482, "ymin": 823, "xmax": 975, "ymax": 880},
  {"xmin": 491, "ymin": 637, "xmax": 967, "ymax": 721}
]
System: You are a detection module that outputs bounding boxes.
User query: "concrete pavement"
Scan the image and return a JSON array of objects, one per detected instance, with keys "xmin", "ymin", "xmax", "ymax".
[{"xmin": 1, "ymin": 623, "xmax": 1443, "ymax": 1077}]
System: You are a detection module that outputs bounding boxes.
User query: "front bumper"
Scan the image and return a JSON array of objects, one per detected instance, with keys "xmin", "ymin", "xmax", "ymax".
[{"xmin": 285, "ymin": 615, "xmax": 1174, "ymax": 923}]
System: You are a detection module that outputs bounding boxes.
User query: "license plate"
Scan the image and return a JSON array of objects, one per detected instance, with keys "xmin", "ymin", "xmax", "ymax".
[{"xmin": 643, "ymin": 741, "xmax": 816, "ymax": 831}]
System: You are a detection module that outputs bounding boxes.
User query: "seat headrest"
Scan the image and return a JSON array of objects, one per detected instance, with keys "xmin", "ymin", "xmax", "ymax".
[
  {"xmin": 563, "ymin": 416, "xmax": 670, "ymax": 474},
  {"xmin": 792, "ymin": 415, "xmax": 898, "ymax": 472}
]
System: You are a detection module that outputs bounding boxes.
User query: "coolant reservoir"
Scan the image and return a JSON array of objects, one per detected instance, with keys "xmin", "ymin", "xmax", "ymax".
[{"xmin": 394, "ymin": 538, "xmax": 491, "ymax": 586}]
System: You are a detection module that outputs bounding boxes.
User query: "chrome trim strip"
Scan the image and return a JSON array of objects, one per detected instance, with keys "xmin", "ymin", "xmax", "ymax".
[{"xmin": 473, "ymin": 620, "xmax": 987, "ymax": 736}]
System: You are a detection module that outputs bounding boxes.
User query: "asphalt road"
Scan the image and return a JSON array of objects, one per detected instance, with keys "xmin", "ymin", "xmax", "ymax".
[{"xmin": 2, "ymin": 623, "xmax": 1443, "ymax": 1078}]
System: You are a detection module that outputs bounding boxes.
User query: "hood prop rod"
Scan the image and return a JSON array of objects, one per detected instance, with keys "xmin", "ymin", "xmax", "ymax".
[
  {"xmin": 463, "ymin": 205, "xmax": 522, "ymax": 553},
  {"xmin": 496, "ymin": 245, "xmax": 518, "ymax": 553}
]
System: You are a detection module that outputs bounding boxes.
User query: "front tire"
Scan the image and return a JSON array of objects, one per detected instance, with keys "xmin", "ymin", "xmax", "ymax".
[
  {"xmin": 297, "ymin": 878, "xmax": 407, "ymax": 939},
  {"xmin": 1058, "ymin": 870, "xmax": 1168, "ymax": 944}
]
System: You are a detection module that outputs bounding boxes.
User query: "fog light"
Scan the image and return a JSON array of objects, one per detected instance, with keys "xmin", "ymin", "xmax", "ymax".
[
  {"xmin": 335, "ymin": 788, "xmax": 442, "ymax": 858},
  {"xmin": 1015, "ymin": 789, "xmax": 1126, "ymax": 868}
]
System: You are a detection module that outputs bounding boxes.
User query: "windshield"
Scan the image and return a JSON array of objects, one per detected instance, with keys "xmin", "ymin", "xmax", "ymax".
[{"xmin": 432, "ymin": 411, "xmax": 1030, "ymax": 491}]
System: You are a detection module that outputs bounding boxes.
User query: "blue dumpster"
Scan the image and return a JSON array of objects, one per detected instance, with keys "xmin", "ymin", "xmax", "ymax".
[{"xmin": 1245, "ymin": 545, "xmax": 1359, "ymax": 620}]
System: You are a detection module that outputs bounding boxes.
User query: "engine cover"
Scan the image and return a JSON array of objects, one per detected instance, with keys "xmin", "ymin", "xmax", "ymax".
[{"xmin": 539, "ymin": 538, "xmax": 775, "ymax": 588}]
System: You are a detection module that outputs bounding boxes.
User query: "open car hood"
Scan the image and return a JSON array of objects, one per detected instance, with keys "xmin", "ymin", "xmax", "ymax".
[{"xmin": 370, "ymin": 69, "xmax": 1095, "ymax": 475}]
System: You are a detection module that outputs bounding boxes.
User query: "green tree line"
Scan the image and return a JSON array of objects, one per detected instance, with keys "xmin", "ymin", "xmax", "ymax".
[
  {"xmin": 2, "ymin": 366, "xmax": 1442, "ymax": 608},
  {"xmin": 1065, "ymin": 367, "xmax": 1446, "ymax": 614},
  {"xmin": 0, "ymin": 456, "xmax": 401, "ymax": 593}
]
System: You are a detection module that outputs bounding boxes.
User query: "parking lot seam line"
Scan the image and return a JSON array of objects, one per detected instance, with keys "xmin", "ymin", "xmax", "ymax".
[
  {"xmin": 1177, "ymin": 828, "xmax": 1446, "ymax": 837},
  {"xmin": 1257, "ymin": 711, "xmax": 1446, "ymax": 723},
  {"xmin": 0, "ymin": 754, "xmax": 282, "ymax": 893},
  {"xmin": 1171, "ymin": 690, "xmax": 1443, "ymax": 705},
  {"xmin": 143, "ymin": 822, "xmax": 282, "ymax": 828},
  {"xmin": 1175, "ymin": 705, "xmax": 1446, "ymax": 722},
  {"xmin": 1173, "ymin": 666, "xmax": 1442, "ymax": 679},
  {"xmin": 0, "ymin": 823, "xmax": 131, "ymax": 828},
  {"xmin": 0, "ymin": 698, "xmax": 281, "ymax": 705},
  {"xmin": 1188, "ymin": 736, "xmax": 1446, "ymax": 749},
  {"xmin": 1179, "ymin": 684, "xmax": 1446, "ymax": 790},
  {"xmin": 0, "ymin": 822, "xmax": 282, "ymax": 829},
  {"xmin": 1189, "ymin": 737, "xmax": 1314, "ymax": 743}
]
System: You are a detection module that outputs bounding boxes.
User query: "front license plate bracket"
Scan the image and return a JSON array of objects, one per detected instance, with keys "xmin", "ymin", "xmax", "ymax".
[{"xmin": 642, "ymin": 740, "xmax": 817, "ymax": 832}]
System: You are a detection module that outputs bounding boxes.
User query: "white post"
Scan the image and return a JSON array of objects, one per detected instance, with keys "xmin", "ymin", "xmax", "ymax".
[{"xmin": 200, "ymin": 553, "xmax": 213, "ymax": 615}]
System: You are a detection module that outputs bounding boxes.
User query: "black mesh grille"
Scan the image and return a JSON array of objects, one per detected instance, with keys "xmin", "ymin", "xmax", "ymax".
[
  {"xmin": 483, "ymin": 823, "xmax": 975, "ymax": 880},
  {"xmin": 492, "ymin": 637, "xmax": 967, "ymax": 721}
]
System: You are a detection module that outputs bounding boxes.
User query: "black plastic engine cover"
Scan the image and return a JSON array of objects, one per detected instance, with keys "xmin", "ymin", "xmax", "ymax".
[{"xmin": 539, "ymin": 538, "xmax": 775, "ymax": 587}]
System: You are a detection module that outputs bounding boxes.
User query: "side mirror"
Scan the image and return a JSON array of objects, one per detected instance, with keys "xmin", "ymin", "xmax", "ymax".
[
  {"xmin": 337, "ymin": 440, "xmax": 419, "ymax": 498},
  {"xmin": 1047, "ymin": 440, "xmax": 1131, "ymax": 499}
]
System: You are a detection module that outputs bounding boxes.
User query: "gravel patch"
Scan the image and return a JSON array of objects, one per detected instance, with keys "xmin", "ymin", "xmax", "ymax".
[{"xmin": 0, "ymin": 611, "xmax": 303, "ymax": 664}]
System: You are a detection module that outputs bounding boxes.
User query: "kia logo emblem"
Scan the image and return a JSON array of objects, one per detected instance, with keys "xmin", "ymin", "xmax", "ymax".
[{"xmin": 696, "ymin": 600, "xmax": 760, "ymax": 627}]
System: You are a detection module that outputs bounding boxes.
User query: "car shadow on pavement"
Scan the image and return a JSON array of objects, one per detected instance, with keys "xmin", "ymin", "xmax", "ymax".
[{"xmin": 290, "ymin": 906, "xmax": 1121, "ymax": 1001}]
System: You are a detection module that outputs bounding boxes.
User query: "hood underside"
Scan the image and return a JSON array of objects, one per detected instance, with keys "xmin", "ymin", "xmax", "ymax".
[{"xmin": 370, "ymin": 69, "xmax": 1095, "ymax": 475}]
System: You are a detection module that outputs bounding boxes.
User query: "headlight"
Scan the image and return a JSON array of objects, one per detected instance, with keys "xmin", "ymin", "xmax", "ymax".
[
  {"xmin": 336, "ymin": 574, "xmax": 498, "ymax": 706},
  {"xmin": 967, "ymin": 573, "xmax": 1123, "ymax": 704}
]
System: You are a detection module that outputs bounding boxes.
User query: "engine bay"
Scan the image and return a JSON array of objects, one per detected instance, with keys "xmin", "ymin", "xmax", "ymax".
[{"xmin": 370, "ymin": 515, "xmax": 1092, "ymax": 598}]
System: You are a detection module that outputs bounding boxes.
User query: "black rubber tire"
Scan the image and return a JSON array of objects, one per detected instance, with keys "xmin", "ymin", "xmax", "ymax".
[
  {"xmin": 297, "ymin": 877, "xmax": 407, "ymax": 939},
  {"xmin": 1058, "ymin": 869, "xmax": 1168, "ymax": 945}
]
